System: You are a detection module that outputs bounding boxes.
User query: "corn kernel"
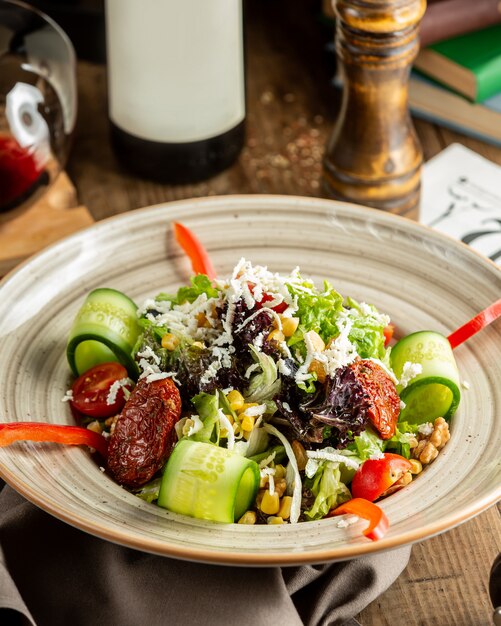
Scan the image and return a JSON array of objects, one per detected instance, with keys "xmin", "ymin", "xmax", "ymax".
[
  {"xmin": 161, "ymin": 333, "xmax": 179, "ymax": 351},
  {"xmin": 281, "ymin": 316, "xmax": 299, "ymax": 337},
  {"xmin": 87, "ymin": 420, "xmax": 103, "ymax": 434},
  {"xmin": 227, "ymin": 390, "xmax": 245, "ymax": 412},
  {"xmin": 308, "ymin": 359, "xmax": 326, "ymax": 383},
  {"xmin": 241, "ymin": 414, "xmax": 255, "ymax": 432},
  {"xmin": 260, "ymin": 490, "xmax": 280, "ymax": 515},
  {"xmin": 274, "ymin": 464, "xmax": 286, "ymax": 480},
  {"xmin": 408, "ymin": 459, "xmax": 423, "ymax": 475},
  {"xmin": 278, "ymin": 496, "xmax": 293, "ymax": 520},
  {"xmin": 267, "ymin": 516, "xmax": 284, "ymax": 525},
  {"xmin": 224, "ymin": 413, "xmax": 235, "ymax": 426},
  {"xmin": 305, "ymin": 330, "xmax": 325, "ymax": 352},
  {"xmin": 292, "ymin": 440, "xmax": 308, "ymax": 471},
  {"xmin": 243, "ymin": 429, "xmax": 252, "ymax": 441},
  {"xmin": 196, "ymin": 312, "xmax": 211, "ymax": 328},
  {"xmin": 238, "ymin": 511, "xmax": 257, "ymax": 525},
  {"xmin": 268, "ymin": 328, "xmax": 285, "ymax": 344}
]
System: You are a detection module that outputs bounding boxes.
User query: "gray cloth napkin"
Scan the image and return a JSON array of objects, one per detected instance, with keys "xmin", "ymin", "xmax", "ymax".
[{"xmin": 0, "ymin": 485, "xmax": 410, "ymax": 626}]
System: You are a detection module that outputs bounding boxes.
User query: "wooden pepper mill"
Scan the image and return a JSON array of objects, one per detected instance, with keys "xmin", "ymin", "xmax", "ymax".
[{"xmin": 323, "ymin": 0, "xmax": 427, "ymax": 213}]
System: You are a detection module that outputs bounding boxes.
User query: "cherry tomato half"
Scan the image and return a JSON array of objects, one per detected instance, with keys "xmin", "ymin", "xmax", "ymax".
[
  {"xmin": 351, "ymin": 453, "xmax": 412, "ymax": 502},
  {"xmin": 257, "ymin": 292, "xmax": 288, "ymax": 314},
  {"xmin": 383, "ymin": 324, "xmax": 394, "ymax": 347},
  {"xmin": 70, "ymin": 362, "xmax": 132, "ymax": 419}
]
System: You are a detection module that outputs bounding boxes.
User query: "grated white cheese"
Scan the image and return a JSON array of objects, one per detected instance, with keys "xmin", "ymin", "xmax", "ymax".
[
  {"xmin": 260, "ymin": 466, "xmax": 276, "ymax": 495},
  {"xmin": 242, "ymin": 403, "xmax": 267, "ymax": 417},
  {"xmin": 259, "ymin": 451, "xmax": 277, "ymax": 469},
  {"xmin": 145, "ymin": 371, "xmax": 180, "ymax": 384},
  {"xmin": 106, "ymin": 378, "xmax": 132, "ymax": 405},
  {"xmin": 399, "ymin": 361, "xmax": 423, "ymax": 389},
  {"xmin": 418, "ymin": 422, "xmax": 433, "ymax": 436},
  {"xmin": 61, "ymin": 389, "xmax": 73, "ymax": 402},
  {"xmin": 400, "ymin": 400, "xmax": 406, "ymax": 410},
  {"xmin": 369, "ymin": 449, "xmax": 385, "ymax": 460}
]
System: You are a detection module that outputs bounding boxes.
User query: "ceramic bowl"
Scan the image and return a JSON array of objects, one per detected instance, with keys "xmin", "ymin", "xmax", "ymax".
[{"xmin": 0, "ymin": 195, "xmax": 499, "ymax": 565}]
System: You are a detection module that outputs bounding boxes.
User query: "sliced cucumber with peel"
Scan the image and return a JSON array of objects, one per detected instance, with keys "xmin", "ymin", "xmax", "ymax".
[
  {"xmin": 67, "ymin": 288, "xmax": 140, "ymax": 378},
  {"xmin": 390, "ymin": 330, "xmax": 461, "ymax": 424},
  {"xmin": 158, "ymin": 440, "xmax": 260, "ymax": 523}
]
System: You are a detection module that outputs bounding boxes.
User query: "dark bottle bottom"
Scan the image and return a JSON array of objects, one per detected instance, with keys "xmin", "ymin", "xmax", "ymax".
[{"xmin": 110, "ymin": 120, "xmax": 245, "ymax": 184}]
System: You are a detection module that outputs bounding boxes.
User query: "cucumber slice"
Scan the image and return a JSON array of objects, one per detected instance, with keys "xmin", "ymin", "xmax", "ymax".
[
  {"xmin": 67, "ymin": 288, "xmax": 140, "ymax": 378},
  {"xmin": 390, "ymin": 330, "xmax": 461, "ymax": 424},
  {"xmin": 158, "ymin": 440, "xmax": 260, "ymax": 523}
]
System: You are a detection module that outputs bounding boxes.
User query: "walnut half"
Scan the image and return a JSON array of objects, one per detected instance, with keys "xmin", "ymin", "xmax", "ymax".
[{"xmin": 412, "ymin": 417, "xmax": 450, "ymax": 465}]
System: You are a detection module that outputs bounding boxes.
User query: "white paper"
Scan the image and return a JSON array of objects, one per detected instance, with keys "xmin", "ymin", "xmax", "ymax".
[{"xmin": 420, "ymin": 143, "xmax": 501, "ymax": 265}]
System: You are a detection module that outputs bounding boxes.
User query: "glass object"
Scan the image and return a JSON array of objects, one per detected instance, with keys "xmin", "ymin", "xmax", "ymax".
[
  {"xmin": 0, "ymin": 0, "xmax": 76, "ymax": 213},
  {"xmin": 105, "ymin": 0, "xmax": 245, "ymax": 184}
]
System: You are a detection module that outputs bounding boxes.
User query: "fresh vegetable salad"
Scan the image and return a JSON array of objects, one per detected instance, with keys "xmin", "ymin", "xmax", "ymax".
[{"xmin": 59, "ymin": 252, "xmax": 460, "ymax": 537}]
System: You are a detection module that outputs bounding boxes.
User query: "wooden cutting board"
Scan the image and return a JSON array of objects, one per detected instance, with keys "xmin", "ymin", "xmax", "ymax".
[{"xmin": 0, "ymin": 172, "xmax": 94, "ymax": 276}]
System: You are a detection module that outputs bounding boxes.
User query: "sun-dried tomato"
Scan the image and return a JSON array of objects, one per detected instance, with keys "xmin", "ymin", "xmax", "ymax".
[
  {"xmin": 107, "ymin": 377, "xmax": 181, "ymax": 488},
  {"xmin": 349, "ymin": 360, "xmax": 400, "ymax": 439}
]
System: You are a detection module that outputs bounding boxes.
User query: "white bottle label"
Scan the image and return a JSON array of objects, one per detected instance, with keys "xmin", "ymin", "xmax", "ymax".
[{"xmin": 106, "ymin": 0, "xmax": 245, "ymax": 143}]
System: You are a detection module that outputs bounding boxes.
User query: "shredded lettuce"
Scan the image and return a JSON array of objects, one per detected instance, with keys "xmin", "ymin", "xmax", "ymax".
[
  {"xmin": 245, "ymin": 346, "xmax": 282, "ymax": 403},
  {"xmin": 351, "ymin": 427, "xmax": 386, "ymax": 461},
  {"xmin": 134, "ymin": 477, "xmax": 162, "ymax": 503},
  {"xmin": 189, "ymin": 392, "xmax": 221, "ymax": 444},
  {"xmin": 303, "ymin": 460, "xmax": 351, "ymax": 521}
]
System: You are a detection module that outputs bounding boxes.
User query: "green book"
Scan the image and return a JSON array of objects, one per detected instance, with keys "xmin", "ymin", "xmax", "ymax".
[{"xmin": 414, "ymin": 24, "xmax": 501, "ymax": 103}]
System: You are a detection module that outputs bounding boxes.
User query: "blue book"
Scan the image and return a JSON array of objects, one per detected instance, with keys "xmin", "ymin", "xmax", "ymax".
[{"xmin": 409, "ymin": 73, "xmax": 501, "ymax": 148}]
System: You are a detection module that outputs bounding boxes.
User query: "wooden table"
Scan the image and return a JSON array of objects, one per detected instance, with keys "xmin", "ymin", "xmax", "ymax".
[{"xmin": 65, "ymin": 2, "xmax": 500, "ymax": 624}]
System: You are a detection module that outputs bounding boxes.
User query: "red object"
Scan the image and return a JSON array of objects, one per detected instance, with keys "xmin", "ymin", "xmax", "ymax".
[
  {"xmin": 0, "ymin": 136, "xmax": 44, "ymax": 210},
  {"xmin": 257, "ymin": 291, "xmax": 288, "ymax": 314},
  {"xmin": 351, "ymin": 453, "xmax": 412, "ymax": 502},
  {"xmin": 448, "ymin": 299, "xmax": 501, "ymax": 349},
  {"xmin": 329, "ymin": 498, "xmax": 389, "ymax": 541},
  {"xmin": 70, "ymin": 363, "xmax": 131, "ymax": 419},
  {"xmin": 107, "ymin": 376, "xmax": 182, "ymax": 488},
  {"xmin": 173, "ymin": 222, "xmax": 217, "ymax": 279},
  {"xmin": 0, "ymin": 422, "xmax": 108, "ymax": 458},
  {"xmin": 349, "ymin": 360, "xmax": 401, "ymax": 439},
  {"xmin": 383, "ymin": 324, "xmax": 394, "ymax": 347}
]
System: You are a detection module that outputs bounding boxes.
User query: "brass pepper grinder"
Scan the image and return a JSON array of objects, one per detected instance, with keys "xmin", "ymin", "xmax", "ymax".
[{"xmin": 323, "ymin": 0, "xmax": 426, "ymax": 213}]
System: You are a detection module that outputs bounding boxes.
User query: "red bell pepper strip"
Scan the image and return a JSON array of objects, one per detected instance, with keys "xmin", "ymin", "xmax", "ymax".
[
  {"xmin": 383, "ymin": 324, "xmax": 394, "ymax": 347},
  {"xmin": 329, "ymin": 498, "xmax": 389, "ymax": 541},
  {"xmin": 351, "ymin": 453, "xmax": 412, "ymax": 502},
  {"xmin": 173, "ymin": 222, "xmax": 217, "ymax": 280},
  {"xmin": 448, "ymin": 299, "xmax": 501, "ymax": 349},
  {"xmin": 0, "ymin": 423, "xmax": 108, "ymax": 458}
]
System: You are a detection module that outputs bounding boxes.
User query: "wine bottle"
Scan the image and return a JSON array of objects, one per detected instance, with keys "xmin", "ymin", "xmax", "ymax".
[{"xmin": 105, "ymin": 0, "xmax": 245, "ymax": 184}]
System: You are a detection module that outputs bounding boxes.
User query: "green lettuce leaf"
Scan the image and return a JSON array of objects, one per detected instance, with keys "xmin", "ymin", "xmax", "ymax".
[
  {"xmin": 385, "ymin": 422, "xmax": 419, "ymax": 459},
  {"xmin": 190, "ymin": 392, "xmax": 221, "ymax": 444},
  {"xmin": 245, "ymin": 346, "xmax": 282, "ymax": 403},
  {"xmin": 156, "ymin": 274, "xmax": 219, "ymax": 305},
  {"xmin": 351, "ymin": 427, "xmax": 385, "ymax": 461},
  {"xmin": 345, "ymin": 298, "xmax": 389, "ymax": 361},
  {"xmin": 303, "ymin": 461, "xmax": 352, "ymax": 520},
  {"xmin": 287, "ymin": 279, "xmax": 343, "ymax": 343}
]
